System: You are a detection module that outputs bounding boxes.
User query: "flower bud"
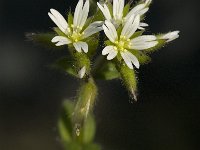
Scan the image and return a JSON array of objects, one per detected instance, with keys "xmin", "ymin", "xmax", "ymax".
[{"xmin": 116, "ymin": 62, "xmax": 138, "ymax": 101}]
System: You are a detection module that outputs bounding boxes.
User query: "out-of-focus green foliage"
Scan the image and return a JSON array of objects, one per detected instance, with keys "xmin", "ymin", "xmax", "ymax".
[
  {"xmin": 58, "ymin": 100, "xmax": 100, "ymax": 150},
  {"xmin": 93, "ymin": 59, "xmax": 120, "ymax": 80},
  {"xmin": 52, "ymin": 57, "xmax": 78, "ymax": 77},
  {"xmin": 26, "ymin": 32, "xmax": 62, "ymax": 49}
]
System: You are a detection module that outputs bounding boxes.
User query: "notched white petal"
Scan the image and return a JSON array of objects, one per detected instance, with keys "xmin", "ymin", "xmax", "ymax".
[
  {"xmin": 78, "ymin": 66, "xmax": 86, "ymax": 78},
  {"xmin": 121, "ymin": 51, "xmax": 140, "ymax": 69},
  {"xmin": 130, "ymin": 35, "xmax": 158, "ymax": 50},
  {"xmin": 121, "ymin": 51, "xmax": 133, "ymax": 69},
  {"xmin": 131, "ymin": 35, "xmax": 157, "ymax": 43},
  {"xmin": 79, "ymin": 0, "xmax": 89, "ymax": 28},
  {"xmin": 102, "ymin": 46, "xmax": 118, "ymax": 60},
  {"xmin": 121, "ymin": 15, "xmax": 140, "ymax": 39},
  {"xmin": 130, "ymin": 41, "xmax": 158, "ymax": 50},
  {"xmin": 97, "ymin": 2, "xmax": 112, "ymax": 21},
  {"xmin": 82, "ymin": 21, "xmax": 103, "ymax": 38},
  {"xmin": 48, "ymin": 9, "xmax": 68, "ymax": 34},
  {"xmin": 113, "ymin": 0, "xmax": 124, "ymax": 21},
  {"xmin": 125, "ymin": 4, "xmax": 145, "ymax": 20},
  {"xmin": 51, "ymin": 36, "xmax": 71, "ymax": 46},
  {"xmin": 73, "ymin": 42, "xmax": 88, "ymax": 53},
  {"xmin": 159, "ymin": 31, "xmax": 180, "ymax": 42},
  {"xmin": 103, "ymin": 21, "xmax": 118, "ymax": 43},
  {"xmin": 124, "ymin": 0, "xmax": 150, "ymax": 21},
  {"xmin": 73, "ymin": 0, "xmax": 84, "ymax": 27}
]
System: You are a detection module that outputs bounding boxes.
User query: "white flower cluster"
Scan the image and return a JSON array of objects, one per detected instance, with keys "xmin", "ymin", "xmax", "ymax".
[{"xmin": 48, "ymin": 0, "xmax": 179, "ymax": 70}]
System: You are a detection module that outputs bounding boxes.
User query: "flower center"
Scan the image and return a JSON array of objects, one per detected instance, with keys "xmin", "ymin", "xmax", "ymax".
[
  {"xmin": 68, "ymin": 24, "xmax": 84, "ymax": 42},
  {"xmin": 114, "ymin": 36, "xmax": 131, "ymax": 51},
  {"xmin": 70, "ymin": 31, "xmax": 83, "ymax": 42}
]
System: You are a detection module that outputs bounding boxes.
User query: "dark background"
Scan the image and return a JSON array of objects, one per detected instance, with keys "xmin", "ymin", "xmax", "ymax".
[{"xmin": 0, "ymin": 0, "xmax": 199, "ymax": 150}]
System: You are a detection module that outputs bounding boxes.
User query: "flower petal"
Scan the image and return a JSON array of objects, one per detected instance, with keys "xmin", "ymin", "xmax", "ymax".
[
  {"xmin": 103, "ymin": 21, "xmax": 118, "ymax": 43},
  {"xmin": 73, "ymin": 41, "xmax": 88, "ymax": 53},
  {"xmin": 79, "ymin": 0, "xmax": 89, "ymax": 28},
  {"xmin": 120, "ymin": 51, "xmax": 133, "ymax": 69},
  {"xmin": 145, "ymin": 0, "xmax": 152, "ymax": 5},
  {"xmin": 159, "ymin": 31, "xmax": 180, "ymax": 42},
  {"xmin": 138, "ymin": 8, "xmax": 149, "ymax": 16},
  {"xmin": 124, "ymin": 0, "xmax": 151, "ymax": 21},
  {"xmin": 82, "ymin": 21, "xmax": 103, "ymax": 38},
  {"xmin": 130, "ymin": 35, "xmax": 158, "ymax": 50},
  {"xmin": 73, "ymin": 0, "xmax": 84, "ymax": 27},
  {"xmin": 102, "ymin": 46, "xmax": 118, "ymax": 60},
  {"xmin": 78, "ymin": 66, "xmax": 86, "ymax": 78},
  {"xmin": 125, "ymin": 4, "xmax": 145, "ymax": 20},
  {"xmin": 121, "ymin": 15, "xmax": 140, "ymax": 39},
  {"xmin": 121, "ymin": 50, "xmax": 140, "ymax": 69},
  {"xmin": 48, "ymin": 9, "xmax": 68, "ymax": 34},
  {"xmin": 138, "ymin": 22, "xmax": 148, "ymax": 30},
  {"xmin": 97, "ymin": 2, "xmax": 112, "ymax": 21},
  {"xmin": 118, "ymin": 0, "xmax": 125, "ymax": 20},
  {"xmin": 131, "ymin": 35, "xmax": 156, "ymax": 43},
  {"xmin": 51, "ymin": 36, "xmax": 71, "ymax": 46},
  {"xmin": 113, "ymin": 0, "xmax": 124, "ymax": 21},
  {"xmin": 113, "ymin": 0, "xmax": 117, "ymax": 19}
]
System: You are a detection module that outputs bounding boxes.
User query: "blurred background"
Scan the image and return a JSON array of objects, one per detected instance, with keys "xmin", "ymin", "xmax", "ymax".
[{"xmin": 0, "ymin": 0, "xmax": 199, "ymax": 150}]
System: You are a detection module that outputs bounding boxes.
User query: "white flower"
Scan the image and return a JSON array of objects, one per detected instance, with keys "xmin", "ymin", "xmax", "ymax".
[
  {"xmin": 159, "ymin": 31, "xmax": 180, "ymax": 42},
  {"xmin": 97, "ymin": 0, "xmax": 151, "ymax": 29},
  {"xmin": 48, "ymin": 0, "xmax": 103, "ymax": 53},
  {"xmin": 102, "ymin": 15, "xmax": 158, "ymax": 69}
]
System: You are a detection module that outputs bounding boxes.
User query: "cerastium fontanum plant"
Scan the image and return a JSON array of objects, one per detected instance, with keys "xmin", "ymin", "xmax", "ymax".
[{"xmin": 27, "ymin": 0, "xmax": 179, "ymax": 149}]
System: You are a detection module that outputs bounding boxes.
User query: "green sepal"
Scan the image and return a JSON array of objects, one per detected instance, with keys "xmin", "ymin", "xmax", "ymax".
[
  {"xmin": 117, "ymin": 26, "xmax": 123, "ymax": 37},
  {"xmin": 68, "ymin": 11, "xmax": 73, "ymax": 26},
  {"xmin": 123, "ymin": 4, "xmax": 130, "ymax": 16},
  {"xmin": 51, "ymin": 57, "xmax": 78, "ymax": 77},
  {"xmin": 105, "ymin": 40, "xmax": 113, "ymax": 46},
  {"xmin": 85, "ymin": 35, "xmax": 99, "ymax": 57},
  {"xmin": 130, "ymin": 51, "xmax": 151, "ymax": 64},
  {"xmin": 144, "ymin": 39, "xmax": 166, "ymax": 53},
  {"xmin": 68, "ymin": 45, "xmax": 91, "ymax": 76},
  {"xmin": 130, "ymin": 31, "xmax": 144, "ymax": 39},
  {"xmin": 26, "ymin": 32, "xmax": 60, "ymax": 49},
  {"xmin": 82, "ymin": 17, "xmax": 93, "ymax": 32},
  {"xmin": 53, "ymin": 27, "xmax": 66, "ymax": 37},
  {"xmin": 89, "ymin": 0, "xmax": 98, "ymax": 15},
  {"xmin": 92, "ymin": 8, "xmax": 104, "ymax": 22},
  {"xmin": 116, "ymin": 62, "xmax": 138, "ymax": 101},
  {"xmin": 93, "ymin": 60, "xmax": 120, "ymax": 80}
]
